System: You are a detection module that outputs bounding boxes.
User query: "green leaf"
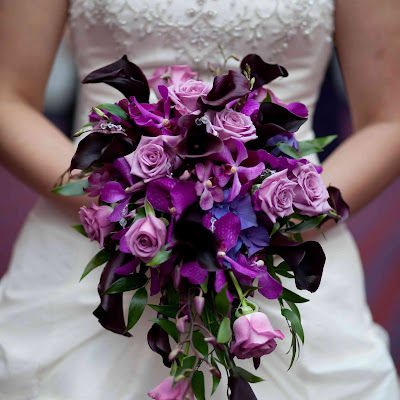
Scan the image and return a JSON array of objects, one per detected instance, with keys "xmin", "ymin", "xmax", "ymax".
[
  {"xmin": 298, "ymin": 135, "xmax": 337, "ymax": 156},
  {"xmin": 235, "ymin": 366, "xmax": 264, "ymax": 383},
  {"xmin": 285, "ymin": 215, "xmax": 327, "ymax": 234},
  {"xmin": 148, "ymin": 304, "xmax": 179, "ymax": 318},
  {"xmin": 133, "ymin": 207, "xmax": 146, "ymax": 222},
  {"xmin": 97, "ymin": 103, "xmax": 128, "ymax": 121},
  {"xmin": 270, "ymin": 221, "xmax": 280, "ymax": 237},
  {"xmin": 192, "ymin": 370, "xmax": 205, "ymax": 400},
  {"xmin": 144, "ymin": 199, "xmax": 155, "ymax": 216},
  {"xmin": 210, "ymin": 356, "xmax": 221, "ymax": 395},
  {"xmin": 80, "ymin": 248, "xmax": 112, "ymax": 281},
  {"xmin": 147, "ymin": 245, "xmax": 172, "ymax": 266},
  {"xmin": 200, "ymin": 275, "xmax": 209, "ymax": 294},
  {"xmin": 276, "ymin": 143, "xmax": 300, "ymax": 159},
  {"xmin": 217, "ymin": 317, "xmax": 232, "ymax": 343},
  {"xmin": 286, "ymin": 301, "xmax": 301, "ymax": 320},
  {"xmin": 52, "ymin": 179, "xmax": 89, "ymax": 196},
  {"xmin": 282, "ymin": 308, "xmax": 304, "ymax": 343},
  {"xmin": 193, "ymin": 330, "xmax": 209, "ymax": 360},
  {"xmin": 101, "ymin": 273, "xmax": 147, "ymax": 295},
  {"xmin": 81, "ymin": 122, "xmax": 96, "ymax": 128},
  {"xmin": 176, "ymin": 355, "xmax": 196, "ymax": 377},
  {"xmin": 72, "ymin": 224, "xmax": 87, "ymax": 237},
  {"xmin": 261, "ymin": 91, "xmax": 272, "ymax": 103},
  {"xmin": 124, "ymin": 287, "xmax": 148, "ymax": 333},
  {"xmin": 215, "ymin": 284, "xmax": 230, "ymax": 316},
  {"xmin": 149, "ymin": 318, "xmax": 180, "ymax": 343},
  {"xmin": 274, "ymin": 261, "xmax": 294, "ymax": 279},
  {"xmin": 280, "ymin": 288, "xmax": 309, "ymax": 303}
]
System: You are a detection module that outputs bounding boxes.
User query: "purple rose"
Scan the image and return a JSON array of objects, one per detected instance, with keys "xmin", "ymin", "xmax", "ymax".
[
  {"xmin": 291, "ymin": 163, "xmax": 331, "ymax": 216},
  {"xmin": 148, "ymin": 65, "xmax": 197, "ymax": 99},
  {"xmin": 148, "ymin": 376, "xmax": 194, "ymax": 400},
  {"xmin": 257, "ymin": 169, "xmax": 297, "ymax": 223},
  {"xmin": 208, "ymin": 109, "xmax": 257, "ymax": 144},
  {"xmin": 230, "ymin": 312, "xmax": 284, "ymax": 359},
  {"xmin": 79, "ymin": 203, "xmax": 115, "ymax": 248},
  {"xmin": 124, "ymin": 136, "xmax": 174, "ymax": 183},
  {"xmin": 168, "ymin": 79, "xmax": 211, "ymax": 115},
  {"xmin": 122, "ymin": 214, "xmax": 167, "ymax": 263},
  {"xmin": 83, "ymin": 166, "xmax": 113, "ymax": 197}
]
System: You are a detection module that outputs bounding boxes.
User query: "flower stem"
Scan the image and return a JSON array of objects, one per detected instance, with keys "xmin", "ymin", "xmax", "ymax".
[{"xmin": 228, "ymin": 270, "xmax": 247, "ymax": 308}]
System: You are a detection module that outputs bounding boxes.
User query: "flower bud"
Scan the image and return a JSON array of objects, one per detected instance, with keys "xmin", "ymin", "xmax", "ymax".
[
  {"xmin": 168, "ymin": 348, "xmax": 182, "ymax": 362},
  {"xmin": 209, "ymin": 366, "xmax": 221, "ymax": 379},
  {"xmin": 176, "ymin": 315, "xmax": 188, "ymax": 334},
  {"xmin": 194, "ymin": 296, "xmax": 205, "ymax": 315}
]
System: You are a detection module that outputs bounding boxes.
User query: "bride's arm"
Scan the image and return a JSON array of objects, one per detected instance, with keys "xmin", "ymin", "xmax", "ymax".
[
  {"xmin": 322, "ymin": 0, "xmax": 400, "ymax": 215},
  {"xmin": 0, "ymin": 0, "xmax": 89, "ymax": 218}
]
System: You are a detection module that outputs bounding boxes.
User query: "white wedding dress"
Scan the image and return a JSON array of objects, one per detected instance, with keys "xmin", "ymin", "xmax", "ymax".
[{"xmin": 0, "ymin": 1, "xmax": 399, "ymax": 399}]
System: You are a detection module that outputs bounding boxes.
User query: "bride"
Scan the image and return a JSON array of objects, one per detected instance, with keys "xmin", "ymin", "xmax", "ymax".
[{"xmin": 0, "ymin": 0, "xmax": 399, "ymax": 399}]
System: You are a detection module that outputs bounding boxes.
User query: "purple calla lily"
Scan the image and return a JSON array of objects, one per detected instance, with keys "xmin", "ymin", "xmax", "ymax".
[
  {"xmin": 240, "ymin": 53, "xmax": 288, "ymax": 90},
  {"xmin": 82, "ymin": 55, "xmax": 150, "ymax": 102}
]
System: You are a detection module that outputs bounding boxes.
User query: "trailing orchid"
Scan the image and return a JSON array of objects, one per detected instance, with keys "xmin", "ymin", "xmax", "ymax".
[{"xmin": 54, "ymin": 53, "xmax": 349, "ymax": 400}]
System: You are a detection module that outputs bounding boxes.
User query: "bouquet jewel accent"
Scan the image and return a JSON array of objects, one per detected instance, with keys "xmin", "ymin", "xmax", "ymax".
[{"xmin": 54, "ymin": 53, "xmax": 349, "ymax": 399}]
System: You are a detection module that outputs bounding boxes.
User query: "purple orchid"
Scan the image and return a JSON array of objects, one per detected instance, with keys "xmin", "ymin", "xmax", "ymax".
[
  {"xmin": 84, "ymin": 166, "xmax": 114, "ymax": 197},
  {"xmin": 146, "ymin": 178, "xmax": 197, "ymax": 216},
  {"xmin": 212, "ymin": 140, "xmax": 264, "ymax": 201},
  {"xmin": 194, "ymin": 161, "xmax": 224, "ymax": 210},
  {"xmin": 100, "ymin": 181, "xmax": 131, "ymax": 223},
  {"xmin": 128, "ymin": 87, "xmax": 180, "ymax": 136},
  {"xmin": 227, "ymin": 254, "xmax": 282, "ymax": 300}
]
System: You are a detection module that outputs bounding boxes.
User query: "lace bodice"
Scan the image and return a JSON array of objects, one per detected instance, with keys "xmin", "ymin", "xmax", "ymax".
[{"xmin": 68, "ymin": 0, "xmax": 335, "ymax": 140}]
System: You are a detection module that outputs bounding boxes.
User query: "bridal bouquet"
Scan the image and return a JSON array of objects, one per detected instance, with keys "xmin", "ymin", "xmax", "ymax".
[{"xmin": 54, "ymin": 53, "xmax": 348, "ymax": 399}]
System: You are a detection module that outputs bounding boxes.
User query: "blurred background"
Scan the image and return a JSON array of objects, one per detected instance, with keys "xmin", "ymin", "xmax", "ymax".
[{"xmin": 0, "ymin": 37, "xmax": 399, "ymax": 370}]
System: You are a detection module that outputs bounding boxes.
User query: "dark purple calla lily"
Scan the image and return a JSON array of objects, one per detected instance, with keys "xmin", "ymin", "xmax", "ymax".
[
  {"xmin": 173, "ymin": 204, "xmax": 220, "ymax": 271},
  {"xmin": 240, "ymin": 53, "xmax": 288, "ymax": 90},
  {"xmin": 202, "ymin": 70, "xmax": 251, "ymax": 109},
  {"xmin": 176, "ymin": 114, "xmax": 224, "ymax": 158},
  {"xmin": 70, "ymin": 132, "xmax": 135, "ymax": 172},
  {"xmin": 93, "ymin": 251, "xmax": 131, "ymax": 337},
  {"xmin": 270, "ymin": 233, "xmax": 326, "ymax": 292},
  {"xmin": 246, "ymin": 101, "xmax": 308, "ymax": 150},
  {"xmin": 325, "ymin": 186, "xmax": 350, "ymax": 223},
  {"xmin": 82, "ymin": 55, "xmax": 150, "ymax": 102},
  {"xmin": 228, "ymin": 376, "xmax": 258, "ymax": 400}
]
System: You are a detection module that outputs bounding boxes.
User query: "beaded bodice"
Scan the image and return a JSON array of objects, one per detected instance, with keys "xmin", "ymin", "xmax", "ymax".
[{"xmin": 68, "ymin": 0, "xmax": 335, "ymax": 141}]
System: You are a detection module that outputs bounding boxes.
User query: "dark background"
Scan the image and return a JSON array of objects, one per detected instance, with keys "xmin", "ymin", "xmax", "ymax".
[{"xmin": 0, "ymin": 42, "xmax": 399, "ymax": 369}]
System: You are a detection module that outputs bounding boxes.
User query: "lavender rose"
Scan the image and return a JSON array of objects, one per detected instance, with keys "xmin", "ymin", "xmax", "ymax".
[
  {"xmin": 208, "ymin": 109, "xmax": 257, "ymax": 144},
  {"xmin": 124, "ymin": 136, "xmax": 173, "ymax": 183},
  {"xmin": 148, "ymin": 65, "xmax": 197, "ymax": 99},
  {"xmin": 257, "ymin": 169, "xmax": 297, "ymax": 223},
  {"xmin": 291, "ymin": 163, "xmax": 331, "ymax": 216},
  {"xmin": 148, "ymin": 376, "xmax": 194, "ymax": 400},
  {"xmin": 79, "ymin": 203, "xmax": 115, "ymax": 248},
  {"xmin": 122, "ymin": 214, "xmax": 167, "ymax": 263},
  {"xmin": 230, "ymin": 312, "xmax": 284, "ymax": 359},
  {"xmin": 168, "ymin": 79, "xmax": 211, "ymax": 115}
]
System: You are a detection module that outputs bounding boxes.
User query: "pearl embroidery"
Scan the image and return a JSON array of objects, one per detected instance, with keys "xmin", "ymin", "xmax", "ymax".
[{"xmin": 69, "ymin": 0, "xmax": 334, "ymax": 66}]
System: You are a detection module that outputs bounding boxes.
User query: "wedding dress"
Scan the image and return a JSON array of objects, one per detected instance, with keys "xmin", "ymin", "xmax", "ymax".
[{"xmin": 0, "ymin": 1, "xmax": 399, "ymax": 399}]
